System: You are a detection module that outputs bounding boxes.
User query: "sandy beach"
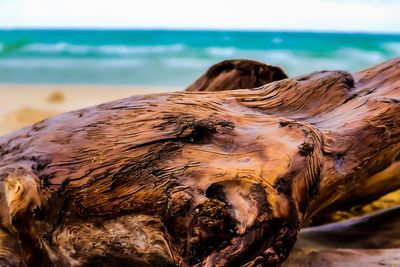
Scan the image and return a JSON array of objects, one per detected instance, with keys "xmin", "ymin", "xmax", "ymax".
[{"xmin": 0, "ymin": 84, "xmax": 174, "ymax": 135}]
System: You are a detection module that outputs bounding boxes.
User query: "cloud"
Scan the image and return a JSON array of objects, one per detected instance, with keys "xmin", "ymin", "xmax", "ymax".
[{"xmin": 0, "ymin": 0, "xmax": 399, "ymax": 33}]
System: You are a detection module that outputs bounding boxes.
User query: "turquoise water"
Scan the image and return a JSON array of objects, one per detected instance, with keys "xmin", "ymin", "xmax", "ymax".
[{"xmin": 0, "ymin": 29, "xmax": 400, "ymax": 86}]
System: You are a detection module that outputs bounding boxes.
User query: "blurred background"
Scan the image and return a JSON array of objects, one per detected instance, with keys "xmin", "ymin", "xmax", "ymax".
[
  {"xmin": 0, "ymin": 0, "xmax": 400, "ymax": 136},
  {"xmin": 1, "ymin": 0, "xmax": 400, "ymax": 87},
  {"xmin": 1, "ymin": 29, "xmax": 400, "ymax": 86}
]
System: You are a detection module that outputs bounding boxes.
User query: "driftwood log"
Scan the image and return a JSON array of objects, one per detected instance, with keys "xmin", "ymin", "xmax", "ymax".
[{"xmin": 0, "ymin": 58, "xmax": 400, "ymax": 266}]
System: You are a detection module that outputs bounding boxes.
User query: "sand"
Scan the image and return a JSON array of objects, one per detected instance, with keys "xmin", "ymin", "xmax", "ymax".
[{"xmin": 0, "ymin": 84, "xmax": 174, "ymax": 135}]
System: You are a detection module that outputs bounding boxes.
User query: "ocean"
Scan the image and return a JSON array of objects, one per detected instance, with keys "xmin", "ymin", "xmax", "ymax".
[{"xmin": 0, "ymin": 29, "xmax": 400, "ymax": 87}]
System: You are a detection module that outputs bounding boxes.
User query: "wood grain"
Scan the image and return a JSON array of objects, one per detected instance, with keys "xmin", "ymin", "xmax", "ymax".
[{"xmin": 0, "ymin": 58, "xmax": 399, "ymax": 266}]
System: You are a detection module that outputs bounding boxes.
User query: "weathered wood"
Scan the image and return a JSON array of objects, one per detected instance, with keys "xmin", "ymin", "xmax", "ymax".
[
  {"xmin": 188, "ymin": 59, "xmax": 400, "ymax": 224},
  {"xmin": 0, "ymin": 58, "xmax": 400, "ymax": 266},
  {"xmin": 186, "ymin": 59, "xmax": 287, "ymax": 91}
]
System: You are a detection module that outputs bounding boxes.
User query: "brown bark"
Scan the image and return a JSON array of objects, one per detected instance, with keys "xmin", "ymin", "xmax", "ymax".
[
  {"xmin": 187, "ymin": 59, "xmax": 400, "ymax": 223},
  {"xmin": 185, "ymin": 59, "xmax": 287, "ymax": 91},
  {"xmin": 0, "ymin": 58, "xmax": 399, "ymax": 266}
]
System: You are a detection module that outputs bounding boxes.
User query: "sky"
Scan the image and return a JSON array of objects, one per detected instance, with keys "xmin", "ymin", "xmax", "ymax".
[{"xmin": 0, "ymin": 0, "xmax": 400, "ymax": 33}]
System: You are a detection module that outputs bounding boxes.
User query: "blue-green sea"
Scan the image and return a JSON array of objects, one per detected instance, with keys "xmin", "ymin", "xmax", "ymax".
[{"xmin": 0, "ymin": 29, "xmax": 400, "ymax": 87}]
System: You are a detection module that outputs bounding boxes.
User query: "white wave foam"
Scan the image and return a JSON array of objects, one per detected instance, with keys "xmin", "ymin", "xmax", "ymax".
[
  {"xmin": 381, "ymin": 42, "xmax": 400, "ymax": 55},
  {"xmin": 335, "ymin": 48, "xmax": 386, "ymax": 63},
  {"xmin": 258, "ymin": 48, "xmax": 389, "ymax": 75},
  {"xmin": 206, "ymin": 47, "xmax": 237, "ymax": 56},
  {"xmin": 97, "ymin": 44, "xmax": 185, "ymax": 55},
  {"xmin": 162, "ymin": 58, "xmax": 213, "ymax": 68},
  {"xmin": 22, "ymin": 42, "xmax": 186, "ymax": 55},
  {"xmin": 272, "ymin": 37, "xmax": 283, "ymax": 44},
  {"xmin": 0, "ymin": 58, "xmax": 145, "ymax": 68},
  {"xmin": 1, "ymin": 46, "xmax": 394, "ymax": 81},
  {"xmin": 24, "ymin": 42, "xmax": 90, "ymax": 54}
]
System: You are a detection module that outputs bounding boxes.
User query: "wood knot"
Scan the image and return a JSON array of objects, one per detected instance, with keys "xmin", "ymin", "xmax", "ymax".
[
  {"xmin": 178, "ymin": 117, "xmax": 234, "ymax": 144},
  {"xmin": 298, "ymin": 142, "xmax": 314, "ymax": 157},
  {"xmin": 187, "ymin": 198, "xmax": 235, "ymax": 264},
  {"xmin": 279, "ymin": 121, "xmax": 290, "ymax": 127}
]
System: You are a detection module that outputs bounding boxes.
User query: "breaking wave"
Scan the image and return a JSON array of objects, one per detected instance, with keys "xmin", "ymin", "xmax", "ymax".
[
  {"xmin": 0, "ymin": 42, "xmax": 186, "ymax": 56},
  {"xmin": 0, "ymin": 30, "xmax": 399, "ymax": 85}
]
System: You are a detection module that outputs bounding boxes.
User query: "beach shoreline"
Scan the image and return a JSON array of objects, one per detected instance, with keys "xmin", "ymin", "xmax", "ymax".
[{"xmin": 0, "ymin": 84, "xmax": 177, "ymax": 135}]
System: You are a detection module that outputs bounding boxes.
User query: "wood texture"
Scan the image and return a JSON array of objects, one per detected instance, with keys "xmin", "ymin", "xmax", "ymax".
[
  {"xmin": 0, "ymin": 58, "xmax": 399, "ymax": 266},
  {"xmin": 186, "ymin": 59, "xmax": 287, "ymax": 92},
  {"xmin": 188, "ymin": 58, "xmax": 400, "ymax": 224}
]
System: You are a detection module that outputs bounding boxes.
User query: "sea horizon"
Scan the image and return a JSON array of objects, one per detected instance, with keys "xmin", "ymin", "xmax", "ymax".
[
  {"xmin": 1, "ymin": 29, "xmax": 400, "ymax": 87},
  {"xmin": 2, "ymin": 27, "xmax": 400, "ymax": 35}
]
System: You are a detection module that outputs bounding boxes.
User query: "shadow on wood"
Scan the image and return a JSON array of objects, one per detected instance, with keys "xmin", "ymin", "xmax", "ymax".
[{"xmin": 284, "ymin": 206, "xmax": 400, "ymax": 266}]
